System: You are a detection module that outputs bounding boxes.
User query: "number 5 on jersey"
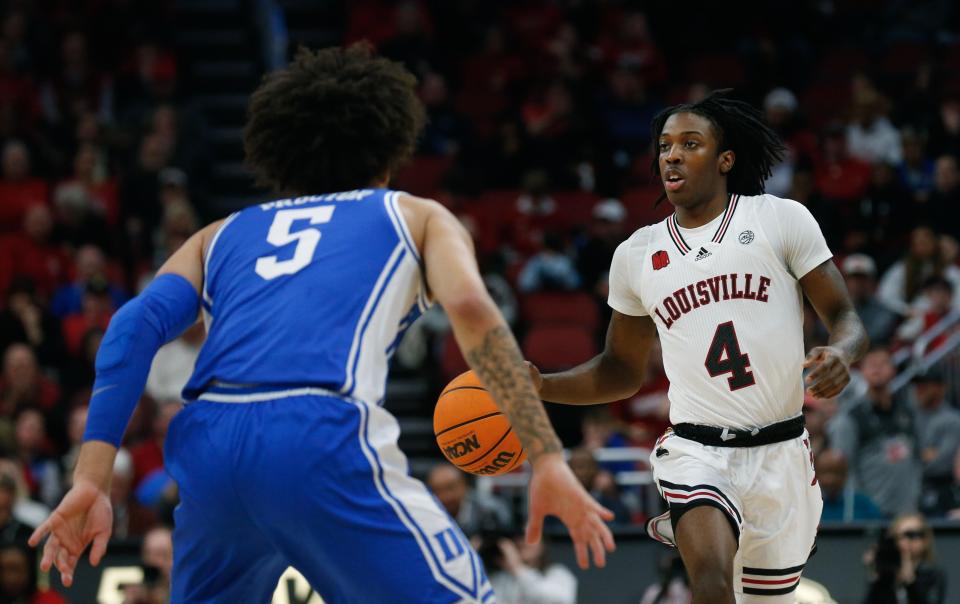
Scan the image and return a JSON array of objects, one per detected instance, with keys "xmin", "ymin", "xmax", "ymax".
[
  {"xmin": 255, "ymin": 206, "xmax": 336, "ymax": 280},
  {"xmin": 705, "ymin": 321, "xmax": 755, "ymax": 391}
]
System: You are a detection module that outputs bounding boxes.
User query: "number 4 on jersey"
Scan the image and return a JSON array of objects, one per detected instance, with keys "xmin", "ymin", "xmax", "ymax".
[{"xmin": 705, "ymin": 321, "xmax": 755, "ymax": 391}]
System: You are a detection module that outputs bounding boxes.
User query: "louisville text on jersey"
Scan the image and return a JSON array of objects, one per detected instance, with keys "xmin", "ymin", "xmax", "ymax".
[{"xmin": 653, "ymin": 272, "xmax": 771, "ymax": 329}]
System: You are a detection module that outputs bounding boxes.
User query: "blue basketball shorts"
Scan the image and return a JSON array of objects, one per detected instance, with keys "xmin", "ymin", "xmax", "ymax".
[{"xmin": 163, "ymin": 387, "xmax": 494, "ymax": 604}]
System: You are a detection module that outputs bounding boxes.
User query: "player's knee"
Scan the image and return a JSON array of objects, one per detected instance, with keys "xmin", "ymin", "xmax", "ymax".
[{"xmin": 689, "ymin": 567, "xmax": 734, "ymax": 604}]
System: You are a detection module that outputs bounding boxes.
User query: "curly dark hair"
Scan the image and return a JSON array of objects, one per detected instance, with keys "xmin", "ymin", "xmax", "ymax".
[
  {"xmin": 650, "ymin": 89, "xmax": 785, "ymax": 197},
  {"xmin": 243, "ymin": 45, "xmax": 426, "ymax": 194}
]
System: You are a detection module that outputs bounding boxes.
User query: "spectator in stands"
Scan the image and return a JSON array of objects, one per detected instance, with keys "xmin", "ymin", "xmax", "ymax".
[
  {"xmin": 0, "ymin": 140, "xmax": 47, "ymax": 232},
  {"xmin": 142, "ymin": 525, "xmax": 173, "ymax": 583},
  {"xmin": 518, "ymin": 232, "xmax": 580, "ymax": 293},
  {"xmin": 920, "ymin": 155, "xmax": 960, "ymax": 239},
  {"xmin": 426, "ymin": 463, "xmax": 511, "ymax": 536},
  {"xmin": 0, "ymin": 542, "xmax": 66, "ymax": 604},
  {"xmin": 130, "ymin": 400, "xmax": 179, "ymax": 519},
  {"xmin": 576, "ymin": 198, "xmax": 628, "ymax": 297},
  {"xmin": 842, "ymin": 254, "xmax": 899, "ymax": 347},
  {"xmin": 568, "ymin": 447, "xmax": 630, "ymax": 525},
  {"xmin": 816, "ymin": 448, "xmax": 883, "ymax": 522},
  {"xmin": 596, "ymin": 66, "xmax": 662, "ymax": 160},
  {"xmin": 803, "ymin": 393, "xmax": 836, "ymax": 458},
  {"xmin": 0, "ymin": 278, "xmax": 64, "ymax": 369},
  {"xmin": 895, "ymin": 277, "xmax": 955, "ymax": 349},
  {"xmin": 110, "ymin": 448, "xmax": 156, "ymax": 539},
  {"xmin": 897, "ymin": 128, "xmax": 934, "ymax": 203},
  {"xmin": 828, "ymin": 347, "xmax": 921, "ymax": 517},
  {"xmin": 863, "ymin": 513, "xmax": 946, "ymax": 604},
  {"xmin": 877, "ymin": 225, "xmax": 960, "ymax": 317},
  {"xmin": 59, "ymin": 327, "xmax": 101, "ymax": 405},
  {"xmin": 640, "ymin": 552, "xmax": 691, "ymax": 604},
  {"xmin": 50, "ymin": 245, "xmax": 125, "ymax": 318},
  {"xmin": 0, "ymin": 459, "xmax": 47, "ymax": 529},
  {"xmin": 0, "ymin": 344, "xmax": 59, "ymax": 415},
  {"xmin": 59, "ymin": 405, "xmax": 86, "ymax": 489},
  {"xmin": 488, "ymin": 534, "xmax": 576, "ymax": 604},
  {"xmin": 146, "ymin": 323, "xmax": 203, "ymax": 401},
  {"xmin": 0, "ymin": 204, "xmax": 69, "ymax": 299},
  {"xmin": 121, "ymin": 132, "xmax": 172, "ymax": 262},
  {"xmin": 13, "ymin": 408, "xmax": 60, "ymax": 508},
  {"xmin": 0, "ymin": 474, "xmax": 31, "ymax": 545},
  {"xmin": 846, "ymin": 87, "xmax": 902, "ymax": 165},
  {"xmin": 39, "ymin": 30, "xmax": 113, "ymax": 127},
  {"xmin": 910, "ymin": 367, "xmax": 960, "ymax": 518},
  {"xmin": 763, "ymin": 87, "xmax": 817, "ymax": 198},
  {"xmin": 121, "ymin": 525, "xmax": 173, "ymax": 604},
  {"xmin": 417, "ymin": 71, "xmax": 465, "ymax": 156},
  {"xmin": 815, "ymin": 122, "xmax": 872, "ymax": 204},
  {"xmin": 60, "ymin": 275, "xmax": 114, "ymax": 357},
  {"xmin": 928, "ymin": 97, "xmax": 960, "ymax": 159}
]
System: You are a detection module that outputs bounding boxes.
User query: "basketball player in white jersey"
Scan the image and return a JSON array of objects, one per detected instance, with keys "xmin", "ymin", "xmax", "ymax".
[{"xmin": 529, "ymin": 92, "xmax": 868, "ymax": 603}]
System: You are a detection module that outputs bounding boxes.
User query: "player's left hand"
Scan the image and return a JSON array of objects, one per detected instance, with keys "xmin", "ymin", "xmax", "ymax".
[
  {"xmin": 28, "ymin": 478, "xmax": 113, "ymax": 587},
  {"xmin": 803, "ymin": 346, "xmax": 850, "ymax": 399}
]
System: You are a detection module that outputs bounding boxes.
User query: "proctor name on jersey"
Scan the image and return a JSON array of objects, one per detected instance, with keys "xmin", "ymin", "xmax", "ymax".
[{"xmin": 653, "ymin": 272, "xmax": 771, "ymax": 330}]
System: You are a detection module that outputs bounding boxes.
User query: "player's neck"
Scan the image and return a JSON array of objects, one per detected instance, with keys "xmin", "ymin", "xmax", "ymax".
[{"xmin": 674, "ymin": 190, "xmax": 729, "ymax": 229}]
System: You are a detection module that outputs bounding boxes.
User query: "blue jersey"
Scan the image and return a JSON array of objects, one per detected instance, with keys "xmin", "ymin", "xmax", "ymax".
[{"xmin": 183, "ymin": 189, "xmax": 430, "ymax": 404}]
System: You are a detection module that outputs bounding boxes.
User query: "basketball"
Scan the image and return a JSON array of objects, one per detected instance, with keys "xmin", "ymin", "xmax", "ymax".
[{"xmin": 434, "ymin": 370, "xmax": 527, "ymax": 476}]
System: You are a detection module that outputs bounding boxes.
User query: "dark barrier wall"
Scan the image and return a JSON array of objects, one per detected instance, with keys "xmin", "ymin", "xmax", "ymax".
[{"xmin": 48, "ymin": 525, "xmax": 960, "ymax": 603}]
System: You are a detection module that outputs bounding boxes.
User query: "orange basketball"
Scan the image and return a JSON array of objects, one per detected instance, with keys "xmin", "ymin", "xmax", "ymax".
[{"xmin": 434, "ymin": 370, "xmax": 527, "ymax": 476}]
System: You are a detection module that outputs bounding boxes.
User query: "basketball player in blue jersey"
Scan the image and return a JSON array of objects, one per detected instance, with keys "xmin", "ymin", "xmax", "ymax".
[{"xmin": 29, "ymin": 46, "xmax": 615, "ymax": 603}]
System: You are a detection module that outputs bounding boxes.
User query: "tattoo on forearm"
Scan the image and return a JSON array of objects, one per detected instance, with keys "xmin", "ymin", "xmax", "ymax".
[
  {"xmin": 466, "ymin": 326, "xmax": 562, "ymax": 462},
  {"xmin": 830, "ymin": 308, "xmax": 869, "ymax": 364}
]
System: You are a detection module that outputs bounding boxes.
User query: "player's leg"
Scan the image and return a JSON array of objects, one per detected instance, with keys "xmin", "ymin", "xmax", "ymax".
[
  {"xmin": 165, "ymin": 403, "xmax": 288, "ymax": 604},
  {"xmin": 647, "ymin": 431, "xmax": 743, "ymax": 604},
  {"xmin": 736, "ymin": 435, "xmax": 822, "ymax": 603},
  {"xmin": 674, "ymin": 506, "xmax": 738, "ymax": 604},
  {"xmin": 239, "ymin": 395, "xmax": 493, "ymax": 604}
]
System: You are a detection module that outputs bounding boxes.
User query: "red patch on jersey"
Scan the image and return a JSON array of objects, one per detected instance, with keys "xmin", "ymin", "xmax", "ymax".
[{"xmin": 652, "ymin": 250, "xmax": 670, "ymax": 270}]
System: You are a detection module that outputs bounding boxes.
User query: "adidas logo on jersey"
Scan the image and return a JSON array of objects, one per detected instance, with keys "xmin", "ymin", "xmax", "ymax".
[{"xmin": 695, "ymin": 247, "xmax": 712, "ymax": 261}]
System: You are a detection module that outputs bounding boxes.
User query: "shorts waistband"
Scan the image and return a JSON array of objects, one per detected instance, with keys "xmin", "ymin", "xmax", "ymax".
[
  {"xmin": 195, "ymin": 382, "xmax": 346, "ymax": 403},
  {"xmin": 672, "ymin": 415, "xmax": 804, "ymax": 448}
]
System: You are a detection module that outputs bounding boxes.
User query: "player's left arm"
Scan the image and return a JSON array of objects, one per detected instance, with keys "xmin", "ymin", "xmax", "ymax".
[
  {"xmin": 799, "ymin": 260, "xmax": 869, "ymax": 399},
  {"xmin": 29, "ymin": 220, "xmax": 221, "ymax": 585}
]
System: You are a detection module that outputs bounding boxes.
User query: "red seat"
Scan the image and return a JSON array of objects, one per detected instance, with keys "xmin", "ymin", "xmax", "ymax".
[
  {"xmin": 552, "ymin": 191, "xmax": 600, "ymax": 230},
  {"xmin": 521, "ymin": 291, "xmax": 600, "ymax": 330},
  {"xmin": 391, "ymin": 155, "xmax": 454, "ymax": 196},
  {"xmin": 522, "ymin": 325, "xmax": 597, "ymax": 372},
  {"xmin": 621, "ymin": 186, "xmax": 671, "ymax": 229}
]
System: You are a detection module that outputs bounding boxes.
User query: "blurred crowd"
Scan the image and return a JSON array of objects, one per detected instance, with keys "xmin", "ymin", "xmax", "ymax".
[{"xmin": 0, "ymin": 0, "xmax": 960, "ymax": 601}]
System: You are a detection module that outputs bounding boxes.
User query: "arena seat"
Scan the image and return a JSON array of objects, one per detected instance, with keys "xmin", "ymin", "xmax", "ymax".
[
  {"xmin": 392, "ymin": 155, "xmax": 454, "ymax": 196},
  {"xmin": 520, "ymin": 291, "xmax": 600, "ymax": 330},
  {"xmin": 522, "ymin": 324, "xmax": 597, "ymax": 371}
]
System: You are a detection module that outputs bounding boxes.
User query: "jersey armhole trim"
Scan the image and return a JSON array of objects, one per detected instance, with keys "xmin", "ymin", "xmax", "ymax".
[
  {"xmin": 385, "ymin": 191, "xmax": 432, "ymax": 311},
  {"xmin": 201, "ymin": 211, "xmax": 240, "ymax": 304}
]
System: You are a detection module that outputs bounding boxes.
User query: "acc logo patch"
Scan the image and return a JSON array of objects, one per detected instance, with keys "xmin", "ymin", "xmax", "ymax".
[{"xmin": 739, "ymin": 230, "xmax": 755, "ymax": 244}]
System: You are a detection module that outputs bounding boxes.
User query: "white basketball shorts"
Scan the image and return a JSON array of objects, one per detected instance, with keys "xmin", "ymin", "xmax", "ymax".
[{"xmin": 645, "ymin": 428, "xmax": 822, "ymax": 602}]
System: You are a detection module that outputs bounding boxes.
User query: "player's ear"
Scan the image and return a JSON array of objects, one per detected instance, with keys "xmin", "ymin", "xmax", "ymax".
[{"xmin": 718, "ymin": 150, "xmax": 735, "ymax": 175}]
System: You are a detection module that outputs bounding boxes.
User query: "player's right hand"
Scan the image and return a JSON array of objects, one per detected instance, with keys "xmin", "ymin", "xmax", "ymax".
[
  {"xmin": 28, "ymin": 478, "xmax": 113, "ymax": 587},
  {"xmin": 525, "ymin": 452, "xmax": 616, "ymax": 569},
  {"xmin": 524, "ymin": 361, "xmax": 543, "ymax": 394}
]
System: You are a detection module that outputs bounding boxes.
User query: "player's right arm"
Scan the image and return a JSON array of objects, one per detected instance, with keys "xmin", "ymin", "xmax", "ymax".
[{"xmin": 402, "ymin": 195, "xmax": 615, "ymax": 569}]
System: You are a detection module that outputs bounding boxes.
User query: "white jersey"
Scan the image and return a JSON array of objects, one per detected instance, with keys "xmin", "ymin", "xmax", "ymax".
[{"xmin": 609, "ymin": 193, "xmax": 832, "ymax": 429}]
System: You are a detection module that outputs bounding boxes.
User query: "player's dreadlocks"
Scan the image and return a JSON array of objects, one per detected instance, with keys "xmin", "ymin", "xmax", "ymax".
[
  {"xmin": 244, "ymin": 45, "xmax": 426, "ymax": 194},
  {"xmin": 649, "ymin": 89, "xmax": 785, "ymax": 197}
]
